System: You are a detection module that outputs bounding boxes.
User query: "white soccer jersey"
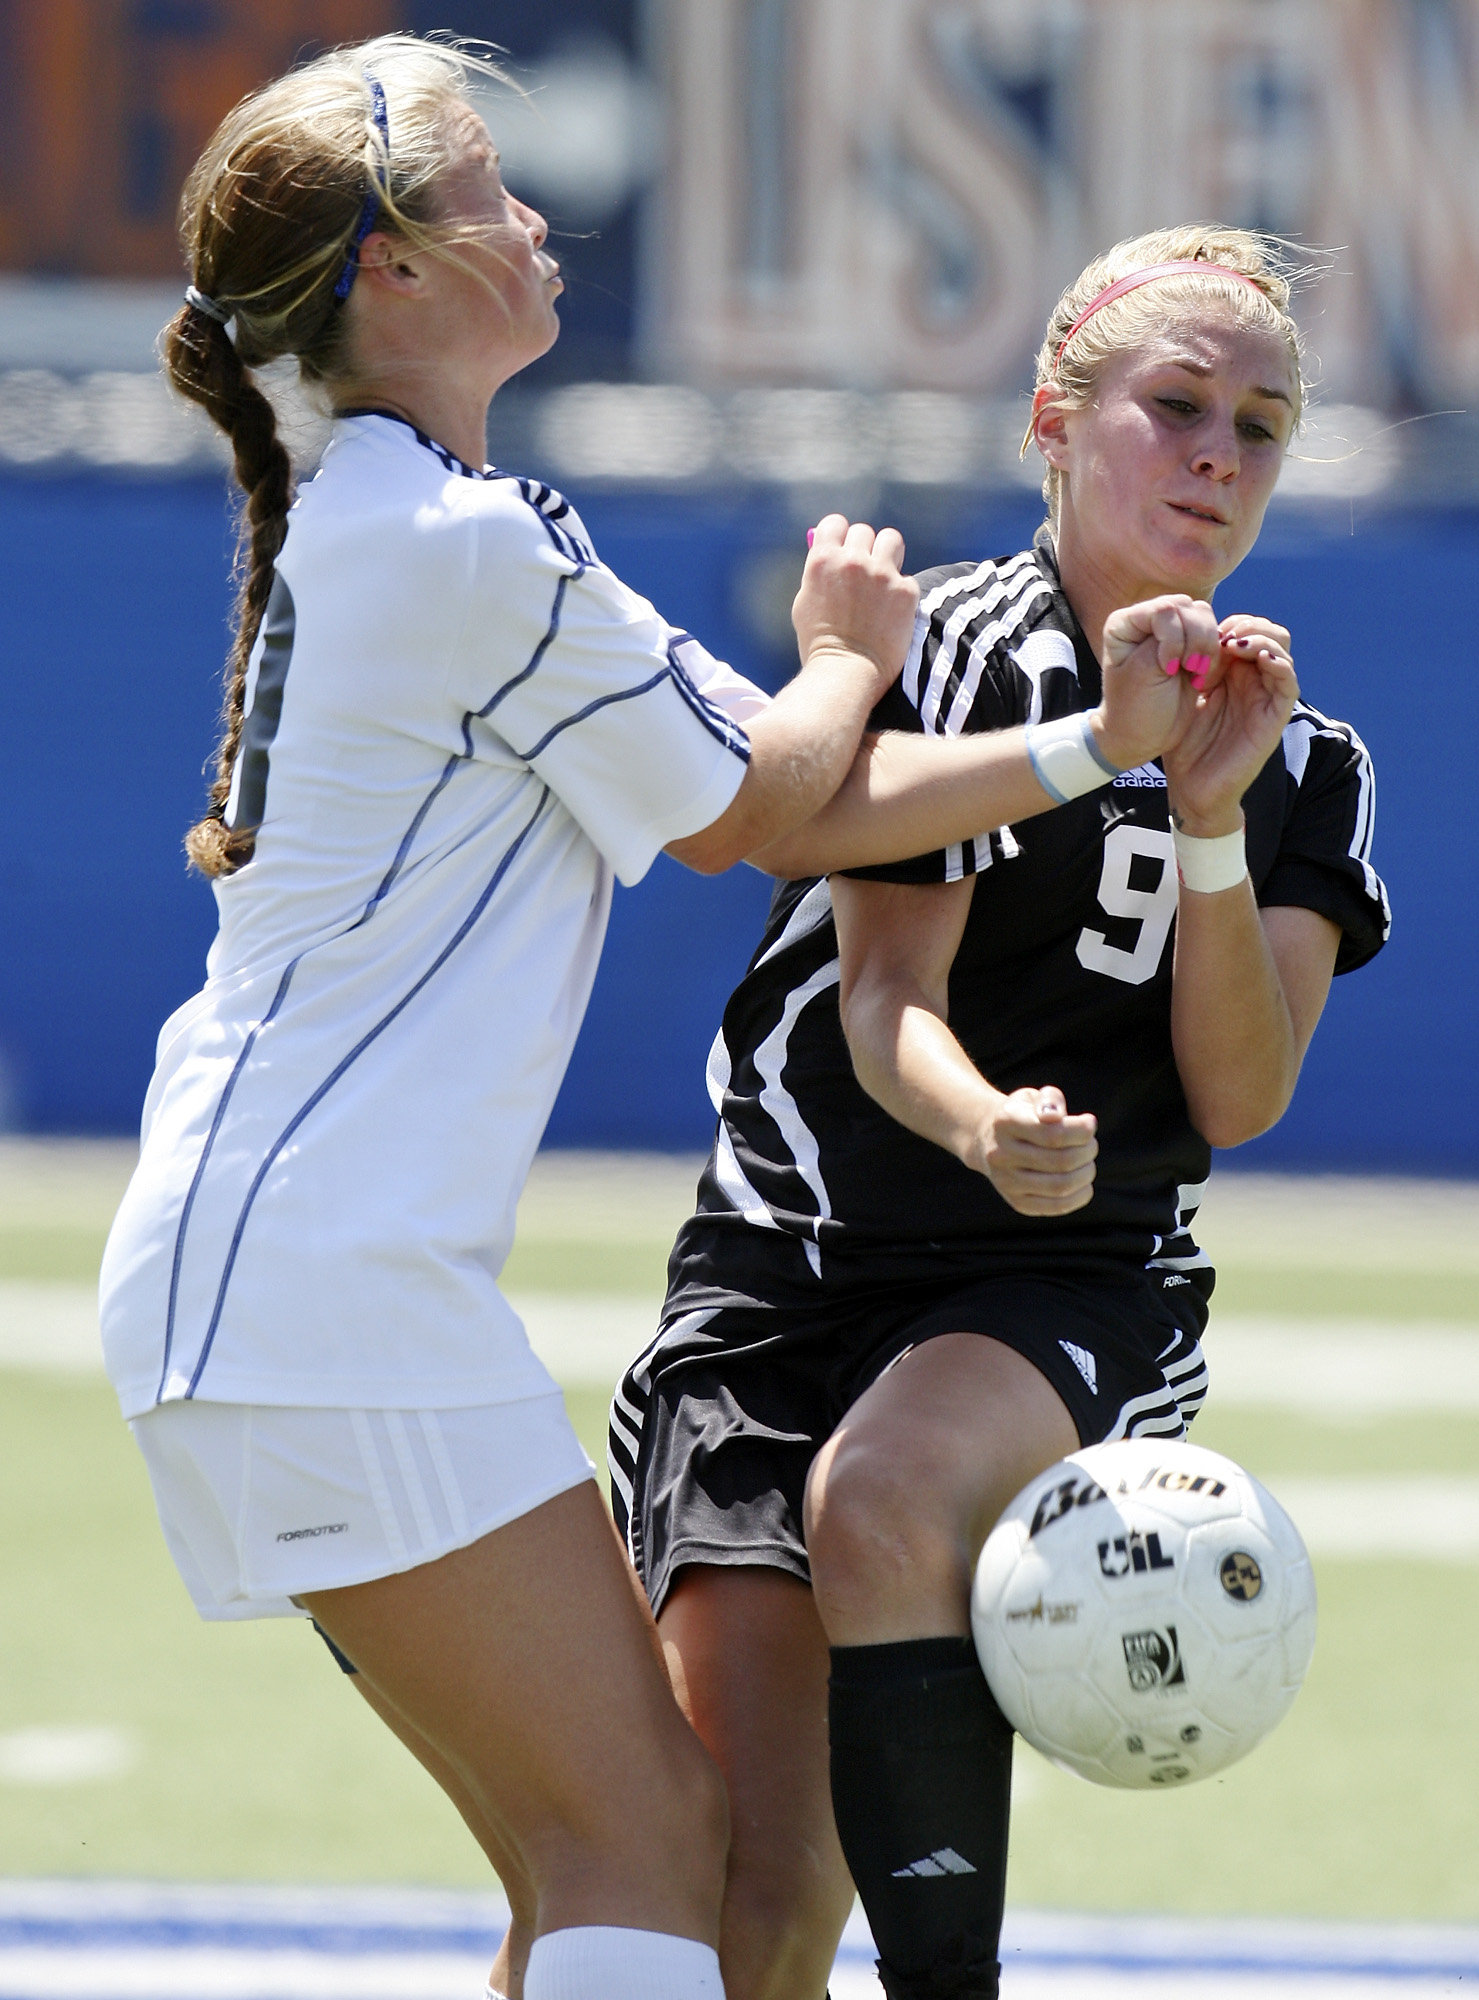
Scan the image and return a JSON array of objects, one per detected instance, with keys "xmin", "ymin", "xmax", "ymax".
[{"xmin": 101, "ymin": 411, "xmax": 766, "ymax": 1420}]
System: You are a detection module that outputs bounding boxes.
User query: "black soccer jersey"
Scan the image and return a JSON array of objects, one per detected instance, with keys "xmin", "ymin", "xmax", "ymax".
[{"xmin": 664, "ymin": 534, "xmax": 1390, "ymax": 1309}]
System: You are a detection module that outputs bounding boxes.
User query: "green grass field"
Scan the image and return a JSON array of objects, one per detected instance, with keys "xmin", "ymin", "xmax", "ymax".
[{"xmin": 1, "ymin": 1143, "xmax": 1476, "ymax": 1919}]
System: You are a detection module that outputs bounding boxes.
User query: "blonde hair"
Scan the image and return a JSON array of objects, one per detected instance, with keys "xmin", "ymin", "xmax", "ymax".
[
  {"xmin": 162, "ymin": 34, "xmax": 510, "ymax": 877},
  {"xmin": 1026, "ymin": 225, "xmax": 1313, "ymax": 528}
]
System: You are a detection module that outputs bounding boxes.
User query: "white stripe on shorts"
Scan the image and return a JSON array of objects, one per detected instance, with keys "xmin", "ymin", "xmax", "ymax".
[
  {"xmin": 384, "ymin": 1409, "xmax": 440, "ymax": 1555},
  {"xmin": 351, "ymin": 1409, "xmax": 411, "ymax": 1566},
  {"xmin": 418, "ymin": 1409, "xmax": 472, "ymax": 1543}
]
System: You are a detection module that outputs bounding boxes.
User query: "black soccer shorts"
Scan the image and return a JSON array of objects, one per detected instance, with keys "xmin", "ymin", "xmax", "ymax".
[{"xmin": 609, "ymin": 1269, "xmax": 1209, "ymax": 1616}]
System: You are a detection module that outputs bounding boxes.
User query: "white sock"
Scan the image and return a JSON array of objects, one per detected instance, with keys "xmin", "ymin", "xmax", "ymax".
[
  {"xmin": 486, "ymin": 1987, "xmax": 509, "ymax": 2000},
  {"xmin": 524, "ymin": 1926, "xmax": 724, "ymax": 1999}
]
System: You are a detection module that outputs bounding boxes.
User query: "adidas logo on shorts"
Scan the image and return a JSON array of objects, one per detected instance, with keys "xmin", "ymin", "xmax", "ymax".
[{"xmin": 1060, "ymin": 1339, "xmax": 1098, "ymax": 1394}]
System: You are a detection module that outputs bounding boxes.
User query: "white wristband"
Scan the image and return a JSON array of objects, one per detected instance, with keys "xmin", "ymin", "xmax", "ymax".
[
  {"xmin": 1173, "ymin": 825, "xmax": 1248, "ymax": 894},
  {"xmin": 1024, "ymin": 713, "xmax": 1121, "ymax": 804}
]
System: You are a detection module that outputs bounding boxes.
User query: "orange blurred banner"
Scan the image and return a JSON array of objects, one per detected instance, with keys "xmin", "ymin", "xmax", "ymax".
[{"xmin": 0, "ymin": 0, "xmax": 395, "ymax": 279}]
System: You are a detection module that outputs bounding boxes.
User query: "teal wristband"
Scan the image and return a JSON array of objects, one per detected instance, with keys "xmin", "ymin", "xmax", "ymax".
[{"xmin": 1025, "ymin": 713, "xmax": 1121, "ymax": 805}]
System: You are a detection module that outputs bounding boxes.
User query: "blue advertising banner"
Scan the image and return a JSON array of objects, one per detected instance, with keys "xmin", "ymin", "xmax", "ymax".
[{"xmin": 0, "ymin": 473, "xmax": 1472, "ymax": 1172}]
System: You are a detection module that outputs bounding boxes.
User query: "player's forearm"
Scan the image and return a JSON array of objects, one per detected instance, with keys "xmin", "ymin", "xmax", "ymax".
[
  {"xmin": 670, "ymin": 648, "xmax": 883, "ymax": 874},
  {"xmin": 841, "ymin": 979, "xmax": 997, "ymax": 1166},
  {"xmin": 1170, "ymin": 881, "xmax": 1301, "ymax": 1148},
  {"xmin": 750, "ymin": 727, "xmax": 1058, "ymax": 879}
]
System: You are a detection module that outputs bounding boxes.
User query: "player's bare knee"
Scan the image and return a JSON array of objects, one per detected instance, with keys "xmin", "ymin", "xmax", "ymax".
[
  {"xmin": 524, "ymin": 1768, "xmax": 727, "ymax": 1929},
  {"xmin": 513, "ymin": 1718, "xmax": 727, "ymax": 1917},
  {"xmin": 727, "ymin": 1818, "xmax": 846, "ymax": 1929},
  {"xmin": 805, "ymin": 1435, "xmax": 963, "ymax": 1607}
]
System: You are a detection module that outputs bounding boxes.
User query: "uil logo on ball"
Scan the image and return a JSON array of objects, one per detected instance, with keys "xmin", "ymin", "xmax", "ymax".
[
  {"xmin": 1122, "ymin": 1624, "xmax": 1185, "ymax": 1692},
  {"xmin": 1097, "ymin": 1529, "xmax": 1174, "ymax": 1577},
  {"xmin": 1219, "ymin": 1551, "xmax": 1264, "ymax": 1601}
]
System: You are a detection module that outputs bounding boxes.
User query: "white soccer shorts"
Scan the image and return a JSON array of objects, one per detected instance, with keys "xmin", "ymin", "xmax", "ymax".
[{"xmin": 130, "ymin": 1394, "xmax": 595, "ymax": 1620}]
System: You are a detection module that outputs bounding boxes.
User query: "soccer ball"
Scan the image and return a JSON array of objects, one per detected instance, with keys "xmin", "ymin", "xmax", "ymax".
[{"xmin": 970, "ymin": 1438, "xmax": 1316, "ymax": 1790}]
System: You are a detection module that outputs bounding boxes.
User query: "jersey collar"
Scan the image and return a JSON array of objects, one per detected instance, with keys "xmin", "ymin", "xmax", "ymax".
[
  {"xmin": 333, "ymin": 406, "xmax": 501, "ymax": 481},
  {"xmin": 1032, "ymin": 526, "xmax": 1103, "ymax": 704}
]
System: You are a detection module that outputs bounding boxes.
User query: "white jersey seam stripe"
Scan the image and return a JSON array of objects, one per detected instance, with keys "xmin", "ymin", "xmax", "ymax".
[
  {"xmin": 180, "ymin": 785, "xmax": 553, "ymax": 1400},
  {"xmin": 154, "ymin": 956, "xmax": 300, "ymax": 1406},
  {"xmin": 480, "ymin": 572, "xmax": 575, "ymax": 720},
  {"xmin": 512, "ymin": 665, "xmax": 676, "ymax": 763},
  {"xmin": 357, "ymin": 746, "xmax": 466, "ymax": 922}
]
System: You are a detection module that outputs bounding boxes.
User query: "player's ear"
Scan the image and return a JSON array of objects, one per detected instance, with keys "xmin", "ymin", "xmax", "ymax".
[
  {"xmin": 356, "ymin": 233, "xmax": 425, "ymax": 297},
  {"xmin": 1031, "ymin": 386, "xmax": 1072, "ymax": 471}
]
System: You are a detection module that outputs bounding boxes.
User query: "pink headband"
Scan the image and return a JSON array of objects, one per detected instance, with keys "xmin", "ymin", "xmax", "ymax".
[{"xmin": 1055, "ymin": 261, "xmax": 1268, "ymax": 367}]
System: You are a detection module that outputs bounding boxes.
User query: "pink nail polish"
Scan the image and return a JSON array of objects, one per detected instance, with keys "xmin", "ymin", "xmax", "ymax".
[
  {"xmin": 806, "ymin": 528, "xmax": 816, "ymax": 547},
  {"xmin": 1163, "ymin": 657, "xmax": 1181, "ymax": 677},
  {"xmin": 1191, "ymin": 672, "xmax": 1209, "ymax": 692}
]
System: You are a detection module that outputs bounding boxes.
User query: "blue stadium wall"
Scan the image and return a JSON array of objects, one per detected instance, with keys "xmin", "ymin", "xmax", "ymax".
[{"xmin": 0, "ymin": 473, "xmax": 1471, "ymax": 1173}]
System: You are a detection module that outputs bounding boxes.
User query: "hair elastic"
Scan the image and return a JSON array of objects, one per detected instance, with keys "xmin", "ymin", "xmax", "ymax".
[
  {"xmin": 1055, "ymin": 261, "xmax": 1268, "ymax": 367},
  {"xmin": 184, "ymin": 284, "xmax": 231, "ymax": 325},
  {"xmin": 333, "ymin": 75, "xmax": 391, "ymax": 303}
]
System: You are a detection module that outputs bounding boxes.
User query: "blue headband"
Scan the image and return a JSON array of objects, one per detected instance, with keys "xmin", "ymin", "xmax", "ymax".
[{"xmin": 333, "ymin": 76, "xmax": 390, "ymax": 303}]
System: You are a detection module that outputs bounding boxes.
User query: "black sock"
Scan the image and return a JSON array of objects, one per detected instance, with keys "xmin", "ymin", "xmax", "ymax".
[{"xmin": 829, "ymin": 1637, "xmax": 1012, "ymax": 2000}]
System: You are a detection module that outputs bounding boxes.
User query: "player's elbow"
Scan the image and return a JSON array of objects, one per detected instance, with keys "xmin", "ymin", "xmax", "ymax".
[
  {"xmin": 1198, "ymin": 1114, "xmax": 1267, "ymax": 1151},
  {"xmin": 667, "ymin": 776, "xmax": 789, "ymax": 876},
  {"xmin": 668, "ymin": 835, "xmax": 736, "ymax": 875},
  {"xmin": 665, "ymin": 816, "xmax": 750, "ymax": 875},
  {"xmin": 747, "ymin": 827, "xmax": 830, "ymax": 879},
  {"xmin": 1181, "ymin": 1039, "xmax": 1304, "ymax": 1151},
  {"xmin": 1191, "ymin": 1088, "xmax": 1293, "ymax": 1151}
]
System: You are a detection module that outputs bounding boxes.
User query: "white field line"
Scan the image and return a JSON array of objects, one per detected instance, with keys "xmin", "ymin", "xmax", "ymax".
[
  {"xmin": 0, "ymin": 1953, "xmax": 1459, "ymax": 1999},
  {"xmin": 0, "ymin": 1888, "xmax": 1475, "ymax": 1999},
  {"xmin": 1207, "ymin": 1320, "xmax": 1479, "ymax": 1416},
  {"xmin": 7, "ymin": 1145, "xmax": 1475, "ymax": 1271},
  {"xmin": 1264, "ymin": 1477, "xmax": 1479, "ymax": 1560},
  {"xmin": 0, "ymin": 1286, "xmax": 104, "ymax": 1373},
  {"xmin": 0, "ymin": 1285, "xmax": 667, "ymax": 1383},
  {"xmin": 513, "ymin": 1293, "xmax": 662, "ymax": 1384},
  {"xmin": 11, "ymin": 1285, "xmax": 1476, "ymax": 1412},
  {"xmin": 0, "ymin": 1949, "xmax": 1461, "ymax": 2000},
  {"xmin": 987, "ymin": 1977, "xmax": 1459, "ymax": 1997},
  {"xmin": 0, "ymin": 1952, "xmax": 1455, "ymax": 2000},
  {"xmin": 0, "ymin": 1948, "xmax": 485, "ymax": 1998},
  {"xmin": 0, "ymin": 1726, "xmax": 137, "ymax": 1785}
]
